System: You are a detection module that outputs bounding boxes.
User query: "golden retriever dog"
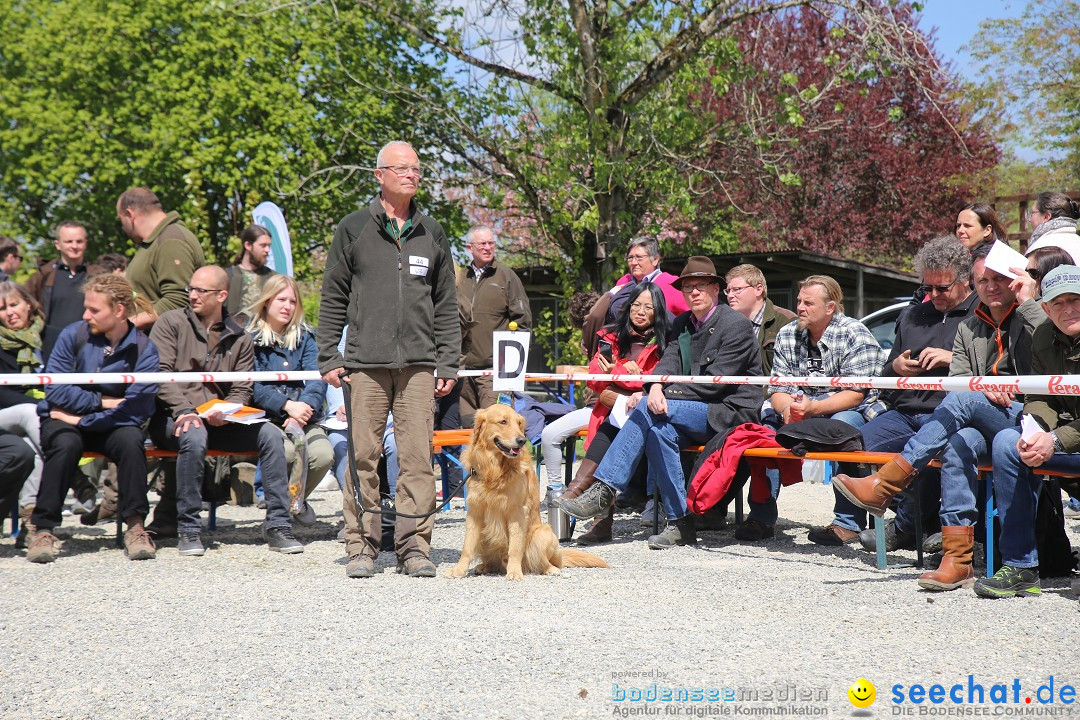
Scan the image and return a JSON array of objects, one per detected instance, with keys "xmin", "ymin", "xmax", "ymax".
[{"xmin": 446, "ymin": 404, "xmax": 609, "ymax": 580}]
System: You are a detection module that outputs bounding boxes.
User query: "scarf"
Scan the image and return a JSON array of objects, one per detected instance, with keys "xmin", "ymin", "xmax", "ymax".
[
  {"xmin": 1030, "ymin": 217, "xmax": 1078, "ymax": 245},
  {"xmin": 0, "ymin": 316, "xmax": 43, "ymax": 372}
]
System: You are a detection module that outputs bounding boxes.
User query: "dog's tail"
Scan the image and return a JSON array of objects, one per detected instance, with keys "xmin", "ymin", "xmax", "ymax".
[{"xmin": 560, "ymin": 548, "xmax": 610, "ymax": 568}]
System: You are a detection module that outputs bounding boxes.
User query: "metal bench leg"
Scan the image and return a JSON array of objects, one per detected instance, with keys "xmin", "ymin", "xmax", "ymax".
[
  {"xmin": 875, "ymin": 516, "xmax": 887, "ymax": 570},
  {"xmin": 8, "ymin": 504, "xmax": 17, "ymax": 538},
  {"xmin": 984, "ymin": 470, "xmax": 996, "ymax": 578},
  {"xmin": 115, "ymin": 514, "xmax": 123, "ymax": 548},
  {"xmin": 209, "ymin": 502, "xmax": 217, "ymax": 532},
  {"xmin": 913, "ymin": 479, "xmax": 924, "ymax": 569}
]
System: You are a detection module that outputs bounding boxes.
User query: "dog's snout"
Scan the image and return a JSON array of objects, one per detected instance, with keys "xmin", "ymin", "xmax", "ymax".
[{"xmin": 514, "ymin": 435, "xmax": 526, "ymax": 448}]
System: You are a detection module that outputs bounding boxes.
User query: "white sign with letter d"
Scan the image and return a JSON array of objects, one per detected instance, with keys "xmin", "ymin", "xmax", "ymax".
[{"xmin": 492, "ymin": 331, "xmax": 530, "ymax": 392}]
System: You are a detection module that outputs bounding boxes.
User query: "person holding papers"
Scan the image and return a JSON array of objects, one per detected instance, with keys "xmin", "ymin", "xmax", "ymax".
[
  {"xmin": 26, "ymin": 274, "xmax": 160, "ymax": 563},
  {"xmin": 247, "ymin": 274, "xmax": 330, "ymax": 526},
  {"xmin": 149, "ymin": 266, "xmax": 301, "ymax": 556},
  {"xmin": 556, "ymin": 281, "xmax": 670, "ymax": 545}
]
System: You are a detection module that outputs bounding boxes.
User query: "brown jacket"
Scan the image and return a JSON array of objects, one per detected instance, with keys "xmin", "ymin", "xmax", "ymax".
[
  {"xmin": 148, "ymin": 307, "xmax": 253, "ymax": 418},
  {"xmin": 25, "ymin": 260, "xmax": 103, "ymax": 308},
  {"xmin": 457, "ymin": 260, "xmax": 532, "ymax": 369}
]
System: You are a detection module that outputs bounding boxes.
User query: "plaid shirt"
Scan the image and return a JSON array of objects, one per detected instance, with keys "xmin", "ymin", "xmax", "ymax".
[{"xmin": 768, "ymin": 313, "xmax": 885, "ymax": 407}]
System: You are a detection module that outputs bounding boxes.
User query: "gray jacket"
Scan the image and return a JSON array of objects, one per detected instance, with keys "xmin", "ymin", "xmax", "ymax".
[{"xmin": 949, "ymin": 298, "xmax": 1045, "ymax": 378}]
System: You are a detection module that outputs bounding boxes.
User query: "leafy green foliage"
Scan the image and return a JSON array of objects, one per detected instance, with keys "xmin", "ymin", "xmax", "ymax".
[{"xmin": 0, "ymin": 0, "xmax": 463, "ymax": 276}]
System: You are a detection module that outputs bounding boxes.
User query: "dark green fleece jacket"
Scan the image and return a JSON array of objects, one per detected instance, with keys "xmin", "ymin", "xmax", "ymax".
[{"xmin": 316, "ymin": 195, "xmax": 460, "ymax": 379}]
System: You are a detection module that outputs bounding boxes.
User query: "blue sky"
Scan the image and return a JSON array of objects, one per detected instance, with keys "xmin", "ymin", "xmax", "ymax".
[{"xmin": 915, "ymin": 0, "xmax": 1025, "ymax": 79}]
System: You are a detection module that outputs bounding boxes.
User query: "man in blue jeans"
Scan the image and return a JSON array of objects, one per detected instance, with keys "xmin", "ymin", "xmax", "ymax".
[
  {"xmin": 809, "ymin": 236, "xmax": 977, "ymax": 548},
  {"xmin": 559, "ymin": 256, "xmax": 762, "ymax": 549},
  {"xmin": 833, "ymin": 246, "xmax": 1044, "ymax": 591},
  {"xmin": 149, "ymin": 266, "xmax": 301, "ymax": 557},
  {"xmin": 742, "ymin": 274, "xmax": 885, "ymax": 542},
  {"xmin": 983, "ymin": 263, "xmax": 1080, "ymax": 598}
]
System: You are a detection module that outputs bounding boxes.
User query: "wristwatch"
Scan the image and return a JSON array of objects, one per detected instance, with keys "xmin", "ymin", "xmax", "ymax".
[{"xmin": 1051, "ymin": 431, "xmax": 1065, "ymax": 453}]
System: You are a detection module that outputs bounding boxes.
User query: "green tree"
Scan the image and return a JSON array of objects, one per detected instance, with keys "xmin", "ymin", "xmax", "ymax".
[
  {"xmin": 0, "ymin": 0, "xmax": 464, "ymax": 275},
  {"xmin": 345, "ymin": 0, "xmax": 956, "ymax": 289},
  {"xmin": 968, "ymin": 0, "xmax": 1080, "ymax": 186}
]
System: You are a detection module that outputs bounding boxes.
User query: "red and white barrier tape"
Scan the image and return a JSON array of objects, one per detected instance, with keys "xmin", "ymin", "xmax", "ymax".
[{"xmin": 4, "ymin": 369, "xmax": 1080, "ymax": 396}]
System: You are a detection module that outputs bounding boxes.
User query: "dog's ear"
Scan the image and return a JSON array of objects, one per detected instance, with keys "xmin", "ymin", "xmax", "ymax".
[{"xmin": 471, "ymin": 407, "xmax": 487, "ymax": 443}]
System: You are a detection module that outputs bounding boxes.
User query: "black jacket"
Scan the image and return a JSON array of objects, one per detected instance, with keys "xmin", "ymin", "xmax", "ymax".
[
  {"xmin": 317, "ymin": 195, "xmax": 460, "ymax": 379},
  {"xmin": 879, "ymin": 292, "xmax": 978, "ymax": 414},
  {"xmin": 647, "ymin": 303, "xmax": 762, "ymax": 436}
]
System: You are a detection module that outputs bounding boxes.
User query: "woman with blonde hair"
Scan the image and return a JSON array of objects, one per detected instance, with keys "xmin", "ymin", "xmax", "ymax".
[{"xmin": 247, "ymin": 274, "xmax": 332, "ymax": 526}]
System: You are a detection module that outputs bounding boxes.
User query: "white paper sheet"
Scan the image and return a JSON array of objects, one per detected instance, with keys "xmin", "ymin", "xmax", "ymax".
[
  {"xmin": 1020, "ymin": 413, "xmax": 1043, "ymax": 444},
  {"xmin": 321, "ymin": 418, "xmax": 348, "ymax": 431},
  {"xmin": 609, "ymin": 394, "xmax": 630, "ymax": 428},
  {"xmin": 985, "ymin": 240, "xmax": 1028, "ymax": 280}
]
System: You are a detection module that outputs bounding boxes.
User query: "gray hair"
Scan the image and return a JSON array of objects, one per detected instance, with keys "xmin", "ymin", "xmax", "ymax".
[
  {"xmin": 913, "ymin": 235, "xmax": 973, "ymax": 283},
  {"xmin": 376, "ymin": 140, "xmax": 416, "ymax": 168},
  {"xmin": 627, "ymin": 237, "xmax": 660, "ymax": 260},
  {"xmin": 465, "ymin": 225, "xmax": 496, "ymax": 246}
]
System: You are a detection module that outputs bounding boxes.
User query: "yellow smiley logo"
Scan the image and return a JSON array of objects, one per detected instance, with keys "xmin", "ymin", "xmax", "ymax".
[{"xmin": 848, "ymin": 678, "xmax": 876, "ymax": 708}]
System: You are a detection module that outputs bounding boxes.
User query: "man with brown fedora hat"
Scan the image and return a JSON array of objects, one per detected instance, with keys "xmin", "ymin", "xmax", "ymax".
[{"xmin": 560, "ymin": 256, "xmax": 762, "ymax": 549}]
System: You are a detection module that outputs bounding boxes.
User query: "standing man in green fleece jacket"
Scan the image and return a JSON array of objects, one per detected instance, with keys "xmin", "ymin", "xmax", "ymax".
[
  {"xmin": 117, "ymin": 187, "xmax": 205, "ymax": 329},
  {"xmin": 317, "ymin": 140, "xmax": 460, "ymax": 580}
]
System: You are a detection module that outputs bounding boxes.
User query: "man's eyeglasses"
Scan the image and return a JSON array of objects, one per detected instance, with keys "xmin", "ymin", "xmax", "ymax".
[
  {"xmin": 724, "ymin": 284, "xmax": 753, "ymax": 297},
  {"xmin": 681, "ymin": 283, "xmax": 711, "ymax": 294},
  {"xmin": 378, "ymin": 165, "xmax": 422, "ymax": 178},
  {"xmin": 918, "ymin": 280, "xmax": 962, "ymax": 295},
  {"xmin": 186, "ymin": 285, "xmax": 222, "ymax": 296}
]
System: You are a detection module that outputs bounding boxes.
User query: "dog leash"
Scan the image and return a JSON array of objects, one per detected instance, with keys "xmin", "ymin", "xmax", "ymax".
[{"xmin": 340, "ymin": 372, "xmax": 471, "ymax": 519}]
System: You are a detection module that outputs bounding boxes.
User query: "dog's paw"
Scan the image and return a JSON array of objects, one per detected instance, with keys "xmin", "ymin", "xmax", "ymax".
[
  {"xmin": 506, "ymin": 568, "xmax": 524, "ymax": 581},
  {"xmin": 543, "ymin": 566, "xmax": 561, "ymax": 576},
  {"xmin": 445, "ymin": 565, "xmax": 469, "ymax": 579}
]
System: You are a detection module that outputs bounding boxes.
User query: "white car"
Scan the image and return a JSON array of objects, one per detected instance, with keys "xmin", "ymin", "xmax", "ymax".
[{"xmin": 860, "ymin": 300, "xmax": 912, "ymax": 351}]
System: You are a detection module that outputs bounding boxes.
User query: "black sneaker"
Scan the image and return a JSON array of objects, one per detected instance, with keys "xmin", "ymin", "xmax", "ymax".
[
  {"xmin": 734, "ymin": 519, "xmax": 774, "ymax": 542},
  {"xmin": 858, "ymin": 518, "xmax": 915, "ymax": 552},
  {"xmin": 559, "ymin": 481, "xmax": 616, "ymax": 520},
  {"xmin": 974, "ymin": 565, "xmax": 1041, "ymax": 599},
  {"xmin": 177, "ymin": 532, "xmax": 205, "ymax": 557},
  {"xmin": 264, "ymin": 526, "xmax": 304, "ymax": 554}
]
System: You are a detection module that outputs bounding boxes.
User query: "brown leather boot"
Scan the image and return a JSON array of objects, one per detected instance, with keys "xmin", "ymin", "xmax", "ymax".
[
  {"xmin": 574, "ymin": 505, "xmax": 614, "ymax": 545},
  {"xmin": 561, "ymin": 459, "xmax": 599, "ymax": 500},
  {"xmin": 917, "ymin": 525, "xmax": 975, "ymax": 591},
  {"xmin": 832, "ymin": 456, "xmax": 916, "ymax": 517}
]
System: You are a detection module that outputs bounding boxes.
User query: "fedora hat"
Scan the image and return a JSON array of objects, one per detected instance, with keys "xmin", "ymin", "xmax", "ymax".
[{"xmin": 671, "ymin": 256, "xmax": 722, "ymax": 290}]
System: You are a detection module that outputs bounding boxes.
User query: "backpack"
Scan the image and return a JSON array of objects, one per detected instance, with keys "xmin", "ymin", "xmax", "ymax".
[{"xmin": 1035, "ymin": 479, "xmax": 1078, "ymax": 578}]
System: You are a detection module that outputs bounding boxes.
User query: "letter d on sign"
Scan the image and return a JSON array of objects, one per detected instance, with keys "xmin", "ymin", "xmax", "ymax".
[{"xmin": 492, "ymin": 330, "xmax": 530, "ymax": 392}]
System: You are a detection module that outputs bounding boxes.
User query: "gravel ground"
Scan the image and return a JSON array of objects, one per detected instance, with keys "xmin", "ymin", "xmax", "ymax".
[{"xmin": 2, "ymin": 478, "xmax": 1078, "ymax": 720}]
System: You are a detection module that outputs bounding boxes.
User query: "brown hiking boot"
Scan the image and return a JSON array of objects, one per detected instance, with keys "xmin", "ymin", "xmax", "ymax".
[
  {"xmin": 124, "ymin": 526, "xmax": 157, "ymax": 561},
  {"xmin": 832, "ymin": 456, "xmax": 917, "ymax": 517},
  {"xmin": 560, "ymin": 459, "xmax": 598, "ymax": 501},
  {"xmin": 574, "ymin": 505, "xmax": 614, "ymax": 545},
  {"xmin": 27, "ymin": 529, "xmax": 60, "ymax": 564},
  {"xmin": 918, "ymin": 525, "xmax": 975, "ymax": 591},
  {"xmin": 397, "ymin": 556, "xmax": 437, "ymax": 577},
  {"xmin": 346, "ymin": 554, "xmax": 375, "ymax": 579},
  {"xmin": 80, "ymin": 501, "xmax": 116, "ymax": 526}
]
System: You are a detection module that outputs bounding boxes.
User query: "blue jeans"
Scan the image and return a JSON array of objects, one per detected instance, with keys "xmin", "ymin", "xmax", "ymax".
[
  {"xmin": 151, "ymin": 416, "xmax": 291, "ymax": 534},
  {"xmin": 593, "ymin": 400, "xmax": 711, "ymax": 521},
  {"xmin": 897, "ymin": 392, "xmax": 1021, "ymax": 531},
  {"xmin": 830, "ymin": 410, "xmax": 936, "ymax": 532},
  {"xmin": 991, "ymin": 427, "xmax": 1072, "ymax": 568},
  {"xmin": 752, "ymin": 402, "xmax": 866, "ymax": 526}
]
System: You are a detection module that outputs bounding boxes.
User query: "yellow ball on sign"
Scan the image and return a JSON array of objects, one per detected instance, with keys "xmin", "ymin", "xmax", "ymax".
[{"xmin": 508, "ymin": 322, "xmax": 518, "ymax": 331}]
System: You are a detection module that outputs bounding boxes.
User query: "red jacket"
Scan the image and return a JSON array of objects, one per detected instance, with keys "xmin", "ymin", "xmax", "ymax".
[
  {"xmin": 583, "ymin": 326, "xmax": 662, "ymax": 449},
  {"xmin": 686, "ymin": 423, "xmax": 803, "ymax": 514}
]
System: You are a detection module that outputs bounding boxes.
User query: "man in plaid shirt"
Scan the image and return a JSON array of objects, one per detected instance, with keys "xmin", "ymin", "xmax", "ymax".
[{"xmin": 734, "ymin": 274, "xmax": 885, "ymax": 542}]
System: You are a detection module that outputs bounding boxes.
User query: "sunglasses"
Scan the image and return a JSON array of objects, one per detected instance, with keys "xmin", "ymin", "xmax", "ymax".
[
  {"xmin": 1026, "ymin": 267, "xmax": 1042, "ymax": 281},
  {"xmin": 917, "ymin": 280, "xmax": 961, "ymax": 295}
]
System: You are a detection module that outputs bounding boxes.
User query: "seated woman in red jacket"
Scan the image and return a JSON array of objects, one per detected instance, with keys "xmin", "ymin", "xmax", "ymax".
[{"xmin": 560, "ymin": 281, "xmax": 670, "ymax": 544}]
